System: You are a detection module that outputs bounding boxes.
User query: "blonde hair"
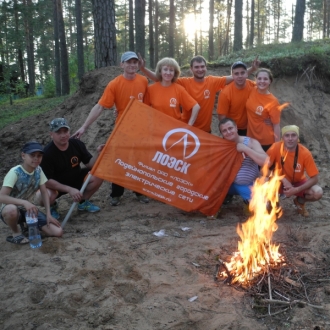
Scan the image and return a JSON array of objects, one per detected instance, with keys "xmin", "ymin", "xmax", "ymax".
[
  {"xmin": 155, "ymin": 57, "xmax": 181, "ymax": 82},
  {"xmin": 256, "ymin": 68, "xmax": 274, "ymax": 83}
]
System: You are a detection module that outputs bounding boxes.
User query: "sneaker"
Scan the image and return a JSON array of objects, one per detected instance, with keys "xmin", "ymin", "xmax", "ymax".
[
  {"xmin": 77, "ymin": 200, "xmax": 100, "ymax": 213},
  {"xmin": 50, "ymin": 202, "xmax": 60, "ymax": 219},
  {"xmin": 294, "ymin": 197, "xmax": 309, "ymax": 217},
  {"xmin": 111, "ymin": 196, "xmax": 121, "ymax": 206},
  {"xmin": 137, "ymin": 195, "xmax": 149, "ymax": 204}
]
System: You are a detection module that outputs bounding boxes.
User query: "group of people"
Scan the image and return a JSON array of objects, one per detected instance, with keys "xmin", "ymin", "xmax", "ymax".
[{"xmin": 0, "ymin": 51, "xmax": 323, "ymax": 245}]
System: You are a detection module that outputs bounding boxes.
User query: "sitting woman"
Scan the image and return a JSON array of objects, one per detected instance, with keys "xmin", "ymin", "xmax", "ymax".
[
  {"xmin": 246, "ymin": 68, "xmax": 287, "ymax": 151},
  {"xmin": 144, "ymin": 57, "xmax": 200, "ymax": 125}
]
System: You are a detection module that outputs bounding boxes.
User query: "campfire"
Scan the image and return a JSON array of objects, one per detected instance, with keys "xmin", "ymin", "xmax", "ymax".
[
  {"xmin": 214, "ymin": 168, "xmax": 328, "ymax": 317},
  {"xmin": 218, "ymin": 168, "xmax": 284, "ymax": 285}
]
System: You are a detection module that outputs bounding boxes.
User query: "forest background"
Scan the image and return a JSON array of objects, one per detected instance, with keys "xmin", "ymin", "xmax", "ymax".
[{"xmin": 0, "ymin": 0, "xmax": 329, "ymax": 100}]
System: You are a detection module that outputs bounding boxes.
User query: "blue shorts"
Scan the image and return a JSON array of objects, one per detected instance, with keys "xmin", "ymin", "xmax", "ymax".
[
  {"xmin": 228, "ymin": 182, "xmax": 253, "ymax": 202},
  {"xmin": 1, "ymin": 207, "xmax": 47, "ymax": 230}
]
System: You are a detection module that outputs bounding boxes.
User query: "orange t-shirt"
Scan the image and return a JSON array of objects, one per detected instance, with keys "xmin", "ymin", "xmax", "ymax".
[
  {"xmin": 217, "ymin": 80, "xmax": 256, "ymax": 130},
  {"xmin": 267, "ymin": 142, "xmax": 319, "ymax": 183},
  {"xmin": 98, "ymin": 74, "xmax": 148, "ymax": 123},
  {"xmin": 246, "ymin": 88, "xmax": 281, "ymax": 146},
  {"xmin": 178, "ymin": 76, "xmax": 227, "ymax": 132},
  {"xmin": 144, "ymin": 82, "xmax": 198, "ymax": 121}
]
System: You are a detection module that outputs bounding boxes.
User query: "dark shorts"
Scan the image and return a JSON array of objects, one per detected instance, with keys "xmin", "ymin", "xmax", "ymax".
[
  {"xmin": 57, "ymin": 167, "xmax": 89, "ymax": 198},
  {"xmin": 1, "ymin": 207, "xmax": 47, "ymax": 230},
  {"xmin": 280, "ymin": 179, "xmax": 307, "ymax": 198}
]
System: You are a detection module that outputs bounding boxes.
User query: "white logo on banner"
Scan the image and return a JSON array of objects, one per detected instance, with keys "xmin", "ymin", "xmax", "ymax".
[{"xmin": 162, "ymin": 128, "xmax": 200, "ymax": 159}]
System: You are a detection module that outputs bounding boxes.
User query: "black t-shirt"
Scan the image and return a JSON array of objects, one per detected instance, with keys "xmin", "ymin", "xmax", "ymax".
[{"xmin": 40, "ymin": 139, "xmax": 93, "ymax": 186}]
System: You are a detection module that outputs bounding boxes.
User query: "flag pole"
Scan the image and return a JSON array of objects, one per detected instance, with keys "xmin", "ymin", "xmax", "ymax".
[{"xmin": 61, "ymin": 173, "xmax": 92, "ymax": 228}]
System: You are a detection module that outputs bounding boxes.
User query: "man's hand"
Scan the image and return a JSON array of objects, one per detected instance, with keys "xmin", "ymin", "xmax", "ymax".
[
  {"xmin": 264, "ymin": 117, "xmax": 272, "ymax": 126},
  {"xmin": 47, "ymin": 215, "xmax": 61, "ymax": 228},
  {"xmin": 96, "ymin": 144, "xmax": 105, "ymax": 154},
  {"xmin": 22, "ymin": 201, "xmax": 39, "ymax": 216},
  {"xmin": 68, "ymin": 187, "xmax": 83, "ymax": 202},
  {"xmin": 71, "ymin": 127, "xmax": 85, "ymax": 140},
  {"xmin": 251, "ymin": 55, "xmax": 260, "ymax": 71},
  {"xmin": 236, "ymin": 143, "xmax": 247, "ymax": 153}
]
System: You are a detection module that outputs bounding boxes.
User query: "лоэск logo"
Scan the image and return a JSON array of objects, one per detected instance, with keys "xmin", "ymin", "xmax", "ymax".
[{"xmin": 162, "ymin": 128, "xmax": 200, "ymax": 159}]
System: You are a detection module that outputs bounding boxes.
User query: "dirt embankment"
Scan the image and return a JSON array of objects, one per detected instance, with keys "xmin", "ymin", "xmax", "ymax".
[{"xmin": 0, "ymin": 63, "xmax": 330, "ymax": 330}]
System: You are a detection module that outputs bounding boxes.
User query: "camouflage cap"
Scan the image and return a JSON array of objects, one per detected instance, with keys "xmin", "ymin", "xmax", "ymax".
[{"xmin": 50, "ymin": 118, "xmax": 70, "ymax": 132}]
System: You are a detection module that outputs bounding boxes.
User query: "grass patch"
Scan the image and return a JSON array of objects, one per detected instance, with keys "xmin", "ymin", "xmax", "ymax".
[{"xmin": 0, "ymin": 95, "xmax": 68, "ymax": 131}]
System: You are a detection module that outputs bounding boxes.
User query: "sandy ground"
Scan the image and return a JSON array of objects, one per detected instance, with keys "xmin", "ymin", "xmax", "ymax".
[{"xmin": 0, "ymin": 65, "xmax": 330, "ymax": 330}]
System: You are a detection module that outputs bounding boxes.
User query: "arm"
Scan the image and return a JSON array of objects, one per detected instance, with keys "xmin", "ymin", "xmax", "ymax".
[
  {"xmin": 39, "ymin": 184, "xmax": 61, "ymax": 227},
  {"xmin": 138, "ymin": 53, "xmax": 158, "ymax": 82},
  {"xmin": 218, "ymin": 114, "xmax": 226, "ymax": 122},
  {"xmin": 85, "ymin": 144, "xmax": 105, "ymax": 169},
  {"xmin": 236, "ymin": 138, "xmax": 267, "ymax": 166},
  {"xmin": 247, "ymin": 55, "xmax": 260, "ymax": 75},
  {"xmin": 283, "ymin": 175, "xmax": 319, "ymax": 198},
  {"xmin": 0, "ymin": 186, "xmax": 39, "ymax": 215},
  {"xmin": 187, "ymin": 104, "xmax": 201, "ymax": 126},
  {"xmin": 273, "ymin": 123, "xmax": 280, "ymax": 142},
  {"xmin": 45, "ymin": 179, "xmax": 83, "ymax": 203},
  {"xmin": 71, "ymin": 103, "xmax": 105, "ymax": 139}
]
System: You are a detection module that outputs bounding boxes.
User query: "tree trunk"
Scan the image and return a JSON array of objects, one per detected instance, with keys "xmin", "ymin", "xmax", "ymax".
[
  {"xmin": 154, "ymin": 0, "xmax": 159, "ymax": 64},
  {"xmin": 14, "ymin": 0, "xmax": 25, "ymax": 83},
  {"xmin": 208, "ymin": 0, "xmax": 214, "ymax": 61},
  {"xmin": 169, "ymin": 0, "xmax": 175, "ymax": 57},
  {"xmin": 75, "ymin": 0, "xmax": 85, "ymax": 81},
  {"xmin": 92, "ymin": 0, "xmax": 117, "ymax": 67},
  {"xmin": 148, "ymin": 0, "xmax": 155, "ymax": 68},
  {"xmin": 233, "ymin": 0, "xmax": 243, "ymax": 51},
  {"xmin": 135, "ymin": 0, "xmax": 145, "ymax": 57},
  {"xmin": 194, "ymin": 0, "xmax": 198, "ymax": 55},
  {"xmin": 249, "ymin": 0, "xmax": 255, "ymax": 47},
  {"xmin": 57, "ymin": 0, "xmax": 70, "ymax": 95},
  {"xmin": 53, "ymin": 0, "xmax": 61, "ymax": 96},
  {"xmin": 222, "ymin": 0, "xmax": 233, "ymax": 55},
  {"xmin": 23, "ymin": 0, "xmax": 35, "ymax": 96},
  {"xmin": 292, "ymin": 0, "xmax": 306, "ymax": 42},
  {"xmin": 129, "ymin": 0, "xmax": 134, "ymax": 51}
]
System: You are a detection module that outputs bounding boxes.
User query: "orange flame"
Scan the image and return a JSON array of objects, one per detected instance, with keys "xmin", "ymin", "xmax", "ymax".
[{"xmin": 223, "ymin": 166, "xmax": 284, "ymax": 284}]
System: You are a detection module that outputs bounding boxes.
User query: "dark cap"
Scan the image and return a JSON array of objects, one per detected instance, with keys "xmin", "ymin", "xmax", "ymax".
[
  {"xmin": 121, "ymin": 51, "xmax": 138, "ymax": 63},
  {"xmin": 21, "ymin": 141, "xmax": 44, "ymax": 154},
  {"xmin": 50, "ymin": 118, "xmax": 70, "ymax": 132},
  {"xmin": 231, "ymin": 61, "xmax": 247, "ymax": 70}
]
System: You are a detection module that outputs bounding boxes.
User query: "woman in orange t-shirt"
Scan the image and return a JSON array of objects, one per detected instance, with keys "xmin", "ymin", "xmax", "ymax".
[
  {"xmin": 246, "ymin": 68, "xmax": 281, "ymax": 151},
  {"xmin": 144, "ymin": 58, "xmax": 200, "ymax": 125}
]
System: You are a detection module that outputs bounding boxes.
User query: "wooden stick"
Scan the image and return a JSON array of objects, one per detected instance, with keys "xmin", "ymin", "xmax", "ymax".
[{"xmin": 261, "ymin": 298, "xmax": 325, "ymax": 310}]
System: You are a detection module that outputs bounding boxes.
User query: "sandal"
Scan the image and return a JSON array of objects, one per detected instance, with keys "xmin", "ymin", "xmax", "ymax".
[{"xmin": 6, "ymin": 234, "xmax": 29, "ymax": 245}]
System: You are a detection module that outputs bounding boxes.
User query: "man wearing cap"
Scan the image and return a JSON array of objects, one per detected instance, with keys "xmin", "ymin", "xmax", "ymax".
[
  {"xmin": 139, "ymin": 55, "xmax": 260, "ymax": 133},
  {"xmin": 37, "ymin": 118, "xmax": 103, "ymax": 219},
  {"xmin": 0, "ymin": 141, "xmax": 63, "ymax": 244},
  {"xmin": 72, "ymin": 51, "xmax": 149, "ymax": 206},
  {"xmin": 267, "ymin": 125, "xmax": 323, "ymax": 217},
  {"xmin": 217, "ymin": 61, "xmax": 258, "ymax": 136}
]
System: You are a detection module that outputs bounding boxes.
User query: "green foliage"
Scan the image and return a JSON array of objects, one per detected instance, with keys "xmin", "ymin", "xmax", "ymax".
[
  {"xmin": 207, "ymin": 39, "xmax": 330, "ymax": 80},
  {"xmin": 0, "ymin": 95, "xmax": 68, "ymax": 131},
  {"xmin": 43, "ymin": 75, "xmax": 56, "ymax": 98}
]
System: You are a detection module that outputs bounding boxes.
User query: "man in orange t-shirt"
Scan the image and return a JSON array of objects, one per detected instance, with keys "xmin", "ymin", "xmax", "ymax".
[
  {"xmin": 217, "ymin": 61, "xmax": 256, "ymax": 136},
  {"xmin": 140, "ymin": 55, "xmax": 259, "ymax": 133},
  {"xmin": 267, "ymin": 125, "xmax": 323, "ymax": 217},
  {"xmin": 72, "ymin": 51, "xmax": 149, "ymax": 206}
]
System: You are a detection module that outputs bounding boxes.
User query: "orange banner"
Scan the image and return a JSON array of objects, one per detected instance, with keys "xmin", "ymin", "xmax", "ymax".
[{"xmin": 91, "ymin": 99, "xmax": 243, "ymax": 216}]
